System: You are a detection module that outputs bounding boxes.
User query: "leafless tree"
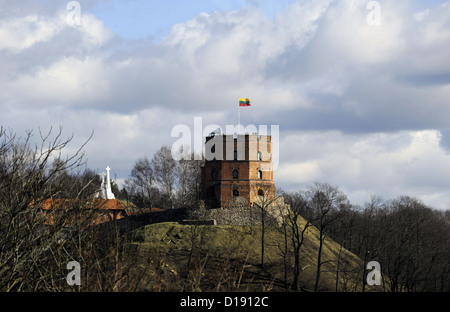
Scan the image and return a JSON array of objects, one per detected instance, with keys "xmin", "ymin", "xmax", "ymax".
[
  {"xmin": 252, "ymin": 183, "xmax": 280, "ymax": 268},
  {"xmin": 152, "ymin": 146, "xmax": 177, "ymax": 209},
  {"xmin": 305, "ymin": 182, "xmax": 349, "ymax": 292},
  {"xmin": 278, "ymin": 190, "xmax": 311, "ymax": 291},
  {"xmin": 0, "ymin": 126, "xmax": 93, "ymax": 291},
  {"xmin": 325, "ymin": 194, "xmax": 450, "ymax": 292},
  {"xmin": 379, "ymin": 196, "xmax": 450, "ymax": 292},
  {"xmin": 176, "ymin": 152, "xmax": 203, "ymax": 208},
  {"xmin": 124, "ymin": 157, "xmax": 158, "ymax": 209}
]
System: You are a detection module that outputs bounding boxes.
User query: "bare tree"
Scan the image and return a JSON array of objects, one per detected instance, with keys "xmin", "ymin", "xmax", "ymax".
[
  {"xmin": 124, "ymin": 157, "xmax": 158, "ymax": 209},
  {"xmin": 359, "ymin": 195, "xmax": 386, "ymax": 292},
  {"xmin": 0, "ymin": 126, "xmax": 93, "ymax": 291},
  {"xmin": 152, "ymin": 146, "xmax": 177, "ymax": 209},
  {"xmin": 176, "ymin": 152, "xmax": 203, "ymax": 208},
  {"xmin": 325, "ymin": 194, "xmax": 450, "ymax": 292},
  {"xmin": 305, "ymin": 182, "xmax": 349, "ymax": 292},
  {"xmin": 379, "ymin": 196, "xmax": 449, "ymax": 292},
  {"xmin": 279, "ymin": 190, "xmax": 311, "ymax": 291},
  {"xmin": 252, "ymin": 184, "xmax": 274, "ymax": 268}
]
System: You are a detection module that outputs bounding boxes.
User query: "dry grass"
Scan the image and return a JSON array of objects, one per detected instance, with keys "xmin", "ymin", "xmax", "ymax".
[{"xmin": 124, "ymin": 217, "xmax": 369, "ymax": 292}]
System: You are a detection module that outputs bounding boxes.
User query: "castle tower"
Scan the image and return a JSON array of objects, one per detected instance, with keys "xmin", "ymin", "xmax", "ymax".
[{"xmin": 201, "ymin": 133, "xmax": 276, "ymax": 208}]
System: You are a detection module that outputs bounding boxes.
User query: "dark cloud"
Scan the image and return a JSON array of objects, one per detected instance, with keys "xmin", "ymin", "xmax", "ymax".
[
  {"xmin": 438, "ymin": 129, "xmax": 450, "ymax": 153},
  {"xmin": 2, "ymin": 0, "xmax": 450, "ymax": 209}
]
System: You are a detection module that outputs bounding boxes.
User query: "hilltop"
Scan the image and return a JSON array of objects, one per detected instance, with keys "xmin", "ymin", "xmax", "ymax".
[{"xmin": 122, "ymin": 213, "xmax": 372, "ymax": 292}]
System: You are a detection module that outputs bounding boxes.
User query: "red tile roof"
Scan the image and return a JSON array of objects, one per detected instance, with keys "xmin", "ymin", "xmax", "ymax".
[
  {"xmin": 91, "ymin": 199, "xmax": 126, "ymax": 211},
  {"xmin": 39, "ymin": 198, "xmax": 126, "ymax": 211},
  {"xmin": 36, "ymin": 198, "xmax": 127, "ymax": 225}
]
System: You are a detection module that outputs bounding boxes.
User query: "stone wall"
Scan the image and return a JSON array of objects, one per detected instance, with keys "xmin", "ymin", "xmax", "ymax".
[
  {"xmin": 188, "ymin": 206, "xmax": 260, "ymax": 226},
  {"xmin": 187, "ymin": 198, "xmax": 289, "ymax": 227},
  {"xmin": 116, "ymin": 198, "xmax": 290, "ymax": 232}
]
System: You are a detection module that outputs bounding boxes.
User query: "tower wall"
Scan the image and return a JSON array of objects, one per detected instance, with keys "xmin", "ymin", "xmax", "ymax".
[{"xmin": 201, "ymin": 134, "xmax": 276, "ymax": 208}]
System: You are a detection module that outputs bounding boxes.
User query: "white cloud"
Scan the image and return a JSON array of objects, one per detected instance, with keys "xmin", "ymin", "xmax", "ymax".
[
  {"xmin": 0, "ymin": 15, "xmax": 61, "ymax": 52},
  {"xmin": 1, "ymin": 1, "xmax": 450, "ymax": 209},
  {"xmin": 414, "ymin": 9, "xmax": 430, "ymax": 21},
  {"xmin": 0, "ymin": 8, "xmax": 111, "ymax": 53},
  {"xmin": 277, "ymin": 161, "xmax": 321, "ymax": 185},
  {"xmin": 3, "ymin": 56, "xmax": 109, "ymax": 108},
  {"xmin": 77, "ymin": 12, "xmax": 112, "ymax": 47},
  {"xmin": 312, "ymin": 1, "xmax": 406, "ymax": 65},
  {"xmin": 277, "ymin": 130, "xmax": 450, "ymax": 209}
]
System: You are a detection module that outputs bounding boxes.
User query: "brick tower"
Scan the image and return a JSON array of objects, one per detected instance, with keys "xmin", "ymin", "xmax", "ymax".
[{"xmin": 201, "ymin": 133, "xmax": 276, "ymax": 208}]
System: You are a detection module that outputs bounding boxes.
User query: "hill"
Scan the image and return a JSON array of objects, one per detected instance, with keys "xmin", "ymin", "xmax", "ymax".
[{"xmin": 122, "ymin": 214, "xmax": 372, "ymax": 292}]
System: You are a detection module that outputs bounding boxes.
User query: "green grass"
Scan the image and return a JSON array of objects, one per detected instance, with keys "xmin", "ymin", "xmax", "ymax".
[{"xmin": 124, "ymin": 219, "xmax": 368, "ymax": 292}]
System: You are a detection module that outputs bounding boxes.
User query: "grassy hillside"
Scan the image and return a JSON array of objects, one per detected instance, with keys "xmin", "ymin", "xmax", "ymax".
[{"xmin": 123, "ymin": 214, "xmax": 373, "ymax": 292}]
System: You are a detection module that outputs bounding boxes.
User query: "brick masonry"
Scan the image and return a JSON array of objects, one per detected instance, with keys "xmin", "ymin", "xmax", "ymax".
[{"xmin": 201, "ymin": 134, "xmax": 277, "ymax": 208}]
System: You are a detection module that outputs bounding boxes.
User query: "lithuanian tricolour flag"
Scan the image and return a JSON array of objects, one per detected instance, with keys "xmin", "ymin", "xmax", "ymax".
[{"xmin": 239, "ymin": 98, "xmax": 251, "ymax": 107}]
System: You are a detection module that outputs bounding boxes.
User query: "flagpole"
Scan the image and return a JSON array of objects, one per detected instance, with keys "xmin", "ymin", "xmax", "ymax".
[{"xmin": 238, "ymin": 104, "xmax": 241, "ymax": 135}]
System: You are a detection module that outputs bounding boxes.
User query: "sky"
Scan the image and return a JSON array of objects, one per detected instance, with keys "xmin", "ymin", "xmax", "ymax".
[{"xmin": 1, "ymin": 0, "xmax": 450, "ymax": 209}]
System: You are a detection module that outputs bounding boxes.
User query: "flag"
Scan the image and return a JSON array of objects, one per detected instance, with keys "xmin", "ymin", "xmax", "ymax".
[{"xmin": 239, "ymin": 98, "xmax": 251, "ymax": 107}]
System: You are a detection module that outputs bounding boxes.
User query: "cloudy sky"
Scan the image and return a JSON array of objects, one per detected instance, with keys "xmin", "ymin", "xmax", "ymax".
[{"xmin": 1, "ymin": 0, "xmax": 450, "ymax": 209}]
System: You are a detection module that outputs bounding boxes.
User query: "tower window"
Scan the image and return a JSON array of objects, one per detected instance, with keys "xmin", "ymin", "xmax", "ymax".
[
  {"xmin": 233, "ymin": 190, "xmax": 239, "ymax": 197},
  {"xmin": 258, "ymin": 151, "xmax": 262, "ymax": 161},
  {"xmin": 258, "ymin": 189, "xmax": 264, "ymax": 196},
  {"xmin": 232, "ymin": 169, "xmax": 239, "ymax": 179},
  {"xmin": 258, "ymin": 170, "xmax": 262, "ymax": 179},
  {"xmin": 207, "ymin": 187, "xmax": 215, "ymax": 198},
  {"xmin": 234, "ymin": 151, "xmax": 238, "ymax": 161}
]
